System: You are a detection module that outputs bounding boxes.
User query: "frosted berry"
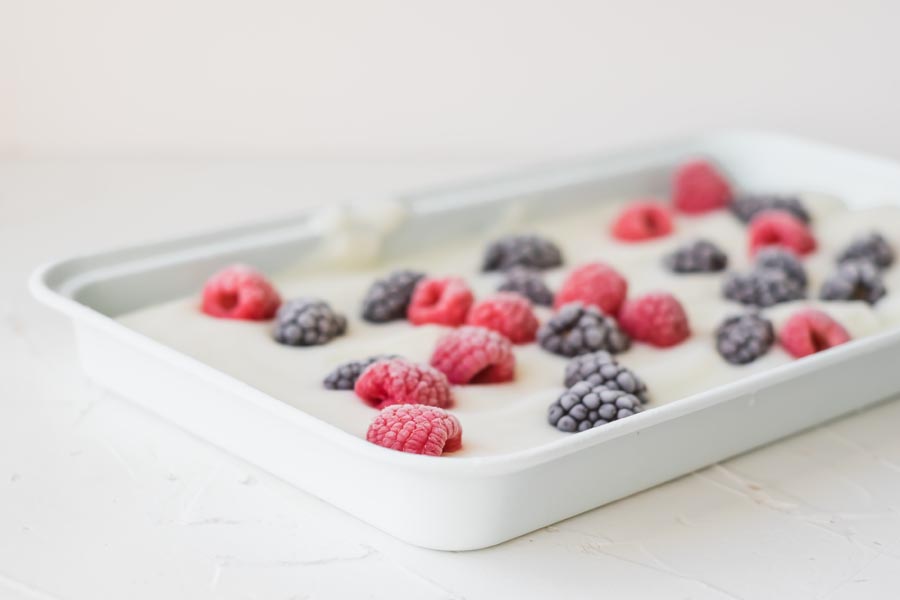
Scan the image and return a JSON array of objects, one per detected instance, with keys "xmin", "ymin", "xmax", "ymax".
[
  {"xmin": 722, "ymin": 268, "xmax": 805, "ymax": 308},
  {"xmin": 715, "ymin": 313, "xmax": 774, "ymax": 365},
  {"xmin": 837, "ymin": 232, "xmax": 895, "ymax": 270},
  {"xmin": 731, "ymin": 194, "xmax": 810, "ymax": 224},
  {"xmin": 366, "ymin": 404, "xmax": 462, "ymax": 456},
  {"xmin": 754, "ymin": 247, "xmax": 807, "ymax": 286},
  {"xmin": 779, "ymin": 309, "xmax": 851, "ymax": 359},
  {"xmin": 554, "ymin": 262, "xmax": 628, "ymax": 315},
  {"xmin": 548, "ymin": 382, "xmax": 644, "ymax": 433},
  {"xmin": 430, "ymin": 326, "xmax": 515, "ymax": 384},
  {"xmin": 611, "ymin": 202, "xmax": 674, "ymax": 242},
  {"xmin": 664, "ymin": 239, "xmax": 728, "ymax": 273},
  {"xmin": 497, "ymin": 268, "xmax": 554, "ymax": 307},
  {"xmin": 819, "ymin": 260, "xmax": 886, "ymax": 305},
  {"xmin": 407, "ymin": 277, "xmax": 474, "ymax": 326},
  {"xmin": 481, "ymin": 234, "xmax": 563, "ymax": 272},
  {"xmin": 672, "ymin": 160, "xmax": 732, "ymax": 214},
  {"xmin": 354, "ymin": 359, "xmax": 453, "ymax": 409},
  {"xmin": 563, "ymin": 353, "xmax": 649, "ymax": 403},
  {"xmin": 361, "ymin": 270, "xmax": 425, "ymax": 323},
  {"xmin": 323, "ymin": 354, "xmax": 400, "ymax": 390},
  {"xmin": 273, "ymin": 298, "xmax": 347, "ymax": 346},
  {"xmin": 618, "ymin": 292, "xmax": 690, "ymax": 348},
  {"xmin": 466, "ymin": 292, "xmax": 539, "ymax": 344},
  {"xmin": 201, "ymin": 264, "xmax": 281, "ymax": 320},
  {"xmin": 538, "ymin": 303, "xmax": 630, "ymax": 357}
]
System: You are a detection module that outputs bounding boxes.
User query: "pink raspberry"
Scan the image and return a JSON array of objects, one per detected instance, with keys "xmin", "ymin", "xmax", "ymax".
[
  {"xmin": 366, "ymin": 404, "xmax": 462, "ymax": 456},
  {"xmin": 611, "ymin": 201, "xmax": 674, "ymax": 242},
  {"xmin": 466, "ymin": 292, "xmax": 539, "ymax": 344},
  {"xmin": 554, "ymin": 262, "xmax": 628, "ymax": 315},
  {"xmin": 354, "ymin": 359, "xmax": 453, "ymax": 410},
  {"xmin": 672, "ymin": 160, "xmax": 732, "ymax": 214},
  {"xmin": 619, "ymin": 292, "xmax": 691, "ymax": 348},
  {"xmin": 407, "ymin": 277, "xmax": 474, "ymax": 326},
  {"xmin": 779, "ymin": 309, "xmax": 851, "ymax": 358},
  {"xmin": 748, "ymin": 210, "xmax": 817, "ymax": 257},
  {"xmin": 430, "ymin": 326, "xmax": 515, "ymax": 384},
  {"xmin": 201, "ymin": 264, "xmax": 281, "ymax": 320}
]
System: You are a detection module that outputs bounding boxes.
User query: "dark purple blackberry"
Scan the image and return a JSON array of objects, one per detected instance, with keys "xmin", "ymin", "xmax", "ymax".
[
  {"xmin": 715, "ymin": 313, "xmax": 775, "ymax": 365},
  {"xmin": 663, "ymin": 239, "xmax": 728, "ymax": 273},
  {"xmin": 820, "ymin": 260, "xmax": 887, "ymax": 305},
  {"xmin": 537, "ymin": 303, "xmax": 630, "ymax": 357},
  {"xmin": 754, "ymin": 247, "xmax": 807, "ymax": 286},
  {"xmin": 323, "ymin": 354, "xmax": 400, "ymax": 390},
  {"xmin": 482, "ymin": 234, "xmax": 563, "ymax": 272},
  {"xmin": 361, "ymin": 269, "xmax": 425, "ymax": 323},
  {"xmin": 722, "ymin": 268, "xmax": 805, "ymax": 308},
  {"xmin": 548, "ymin": 382, "xmax": 644, "ymax": 432},
  {"xmin": 731, "ymin": 194, "xmax": 811, "ymax": 224},
  {"xmin": 837, "ymin": 232, "xmax": 895, "ymax": 270},
  {"xmin": 274, "ymin": 298, "xmax": 347, "ymax": 346},
  {"xmin": 563, "ymin": 352, "xmax": 649, "ymax": 403},
  {"xmin": 497, "ymin": 268, "xmax": 554, "ymax": 306}
]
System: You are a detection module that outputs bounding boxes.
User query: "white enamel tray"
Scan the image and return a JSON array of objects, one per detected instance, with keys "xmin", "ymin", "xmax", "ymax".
[{"xmin": 30, "ymin": 131, "xmax": 900, "ymax": 551}]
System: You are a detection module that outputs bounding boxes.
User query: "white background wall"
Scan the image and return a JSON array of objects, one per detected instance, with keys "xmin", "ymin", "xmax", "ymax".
[{"xmin": 3, "ymin": 0, "xmax": 900, "ymax": 161}]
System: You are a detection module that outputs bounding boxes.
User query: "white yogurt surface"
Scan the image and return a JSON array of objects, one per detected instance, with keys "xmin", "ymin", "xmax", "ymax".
[{"xmin": 118, "ymin": 197, "xmax": 900, "ymax": 457}]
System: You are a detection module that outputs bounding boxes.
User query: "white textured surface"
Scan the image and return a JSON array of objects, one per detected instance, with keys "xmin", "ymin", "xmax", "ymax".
[{"xmin": 4, "ymin": 159, "xmax": 900, "ymax": 599}]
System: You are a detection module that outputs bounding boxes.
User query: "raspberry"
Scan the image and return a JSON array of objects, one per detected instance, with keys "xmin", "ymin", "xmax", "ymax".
[
  {"xmin": 354, "ymin": 359, "xmax": 453, "ymax": 410},
  {"xmin": 611, "ymin": 201, "xmax": 674, "ymax": 242},
  {"xmin": 715, "ymin": 313, "xmax": 775, "ymax": 365},
  {"xmin": 407, "ymin": 277, "xmax": 474, "ymax": 326},
  {"xmin": 819, "ymin": 260, "xmax": 886, "ymax": 305},
  {"xmin": 430, "ymin": 326, "xmax": 515, "ymax": 384},
  {"xmin": 554, "ymin": 262, "xmax": 628, "ymax": 315},
  {"xmin": 731, "ymin": 194, "xmax": 810, "ymax": 224},
  {"xmin": 366, "ymin": 404, "xmax": 462, "ymax": 456},
  {"xmin": 323, "ymin": 354, "xmax": 400, "ymax": 390},
  {"xmin": 201, "ymin": 264, "xmax": 281, "ymax": 320},
  {"xmin": 548, "ymin": 382, "xmax": 643, "ymax": 433},
  {"xmin": 672, "ymin": 160, "xmax": 732, "ymax": 214},
  {"xmin": 481, "ymin": 234, "xmax": 563, "ymax": 272},
  {"xmin": 563, "ymin": 353, "xmax": 649, "ymax": 403},
  {"xmin": 466, "ymin": 292, "xmax": 539, "ymax": 344},
  {"xmin": 837, "ymin": 232, "xmax": 895, "ymax": 269},
  {"xmin": 537, "ymin": 303, "xmax": 631, "ymax": 357},
  {"xmin": 663, "ymin": 239, "xmax": 728, "ymax": 273},
  {"xmin": 497, "ymin": 268, "xmax": 554, "ymax": 307},
  {"xmin": 618, "ymin": 292, "xmax": 690, "ymax": 348},
  {"xmin": 779, "ymin": 309, "xmax": 851, "ymax": 359},
  {"xmin": 273, "ymin": 298, "xmax": 347, "ymax": 346},
  {"xmin": 748, "ymin": 210, "xmax": 817, "ymax": 257},
  {"xmin": 361, "ymin": 270, "xmax": 425, "ymax": 323}
]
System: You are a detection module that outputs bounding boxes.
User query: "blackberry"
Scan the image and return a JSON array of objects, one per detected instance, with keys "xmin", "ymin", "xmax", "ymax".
[
  {"xmin": 482, "ymin": 234, "xmax": 563, "ymax": 272},
  {"xmin": 274, "ymin": 298, "xmax": 347, "ymax": 346},
  {"xmin": 731, "ymin": 194, "xmax": 811, "ymax": 224},
  {"xmin": 754, "ymin": 247, "xmax": 807, "ymax": 286},
  {"xmin": 715, "ymin": 313, "xmax": 775, "ymax": 365},
  {"xmin": 323, "ymin": 354, "xmax": 400, "ymax": 390},
  {"xmin": 820, "ymin": 260, "xmax": 886, "ymax": 305},
  {"xmin": 722, "ymin": 268, "xmax": 805, "ymax": 308},
  {"xmin": 497, "ymin": 267, "xmax": 554, "ymax": 306},
  {"xmin": 361, "ymin": 270, "xmax": 425, "ymax": 323},
  {"xmin": 663, "ymin": 239, "xmax": 728, "ymax": 273},
  {"xmin": 548, "ymin": 382, "xmax": 644, "ymax": 432},
  {"xmin": 837, "ymin": 232, "xmax": 895, "ymax": 270},
  {"xmin": 537, "ymin": 303, "xmax": 631, "ymax": 357},
  {"xmin": 563, "ymin": 352, "xmax": 649, "ymax": 403}
]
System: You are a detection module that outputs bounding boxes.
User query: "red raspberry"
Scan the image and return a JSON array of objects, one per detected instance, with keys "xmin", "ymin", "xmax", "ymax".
[
  {"xmin": 618, "ymin": 292, "xmax": 690, "ymax": 348},
  {"xmin": 407, "ymin": 277, "xmax": 474, "ymax": 326},
  {"xmin": 466, "ymin": 292, "xmax": 539, "ymax": 344},
  {"xmin": 354, "ymin": 359, "xmax": 453, "ymax": 410},
  {"xmin": 672, "ymin": 160, "xmax": 732, "ymax": 214},
  {"xmin": 430, "ymin": 326, "xmax": 515, "ymax": 384},
  {"xmin": 748, "ymin": 210, "xmax": 817, "ymax": 257},
  {"xmin": 554, "ymin": 262, "xmax": 628, "ymax": 315},
  {"xmin": 201, "ymin": 264, "xmax": 281, "ymax": 320},
  {"xmin": 366, "ymin": 404, "xmax": 462, "ymax": 456},
  {"xmin": 779, "ymin": 309, "xmax": 851, "ymax": 358},
  {"xmin": 611, "ymin": 201, "xmax": 674, "ymax": 242}
]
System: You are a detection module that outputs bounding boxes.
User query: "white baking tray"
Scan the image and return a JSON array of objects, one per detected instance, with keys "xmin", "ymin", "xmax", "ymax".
[{"xmin": 30, "ymin": 131, "xmax": 900, "ymax": 551}]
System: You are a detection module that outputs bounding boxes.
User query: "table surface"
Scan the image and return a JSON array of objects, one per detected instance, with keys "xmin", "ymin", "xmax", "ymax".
[{"xmin": 3, "ymin": 158, "xmax": 900, "ymax": 600}]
